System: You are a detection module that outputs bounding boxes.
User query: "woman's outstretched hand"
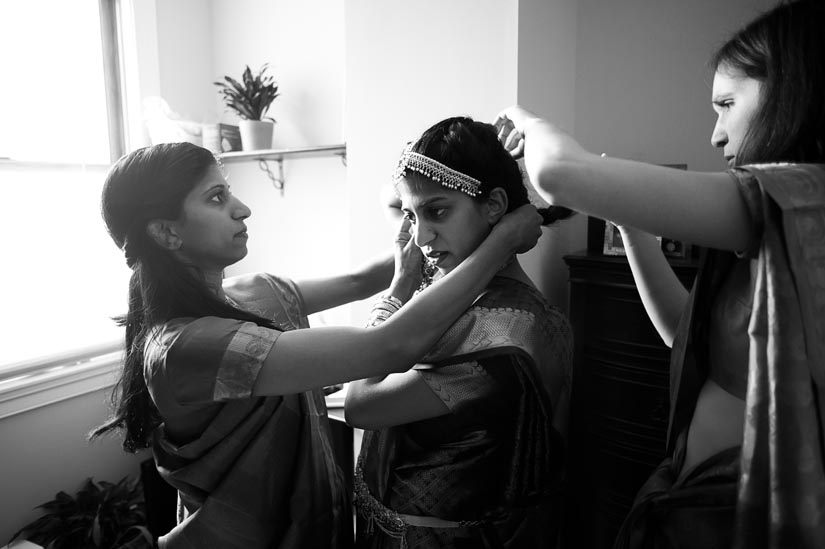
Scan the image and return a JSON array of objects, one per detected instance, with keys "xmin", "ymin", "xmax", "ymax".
[
  {"xmin": 493, "ymin": 204, "xmax": 544, "ymax": 254},
  {"xmin": 494, "ymin": 105, "xmax": 587, "ymax": 165},
  {"xmin": 493, "ymin": 105, "xmax": 541, "ymax": 159}
]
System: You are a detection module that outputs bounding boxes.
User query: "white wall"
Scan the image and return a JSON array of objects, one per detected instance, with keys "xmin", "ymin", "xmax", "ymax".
[
  {"xmin": 0, "ymin": 388, "xmax": 145, "ymax": 542},
  {"xmin": 516, "ymin": 0, "xmax": 583, "ymax": 311},
  {"xmin": 209, "ymin": 0, "xmax": 345, "ymax": 147},
  {"xmin": 155, "ymin": 0, "xmax": 216, "ymax": 123},
  {"xmin": 574, "ymin": 0, "xmax": 775, "ymax": 171}
]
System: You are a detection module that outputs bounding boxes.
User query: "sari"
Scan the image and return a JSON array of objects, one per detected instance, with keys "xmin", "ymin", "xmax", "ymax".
[
  {"xmin": 355, "ymin": 277, "xmax": 573, "ymax": 549},
  {"xmin": 615, "ymin": 164, "xmax": 825, "ymax": 549},
  {"xmin": 144, "ymin": 273, "xmax": 350, "ymax": 549}
]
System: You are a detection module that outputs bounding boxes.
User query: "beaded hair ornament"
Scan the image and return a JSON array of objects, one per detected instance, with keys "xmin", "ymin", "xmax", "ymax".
[{"xmin": 392, "ymin": 142, "xmax": 481, "ymax": 197}]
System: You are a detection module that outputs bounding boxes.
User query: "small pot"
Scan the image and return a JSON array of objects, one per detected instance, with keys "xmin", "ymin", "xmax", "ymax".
[{"xmin": 239, "ymin": 120, "xmax": 274, "ymax": 151}]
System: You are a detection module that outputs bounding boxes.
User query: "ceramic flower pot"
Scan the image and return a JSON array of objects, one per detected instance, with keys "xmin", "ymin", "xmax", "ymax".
[{"xmin": 239, "ymin": 120, "xmax": 274, "ymax": 151}]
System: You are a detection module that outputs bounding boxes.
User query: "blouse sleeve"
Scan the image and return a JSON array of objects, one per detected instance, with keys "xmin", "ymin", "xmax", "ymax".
[
  {"xmin": 415, "ymin": 355, "xmax": 521, "ymax": 416},
  {"xmin": 145, "ymin": 316, "xmax": 281, "ymax": 408},
  {"xmin": 729, "ymin": 167, "xmax": 767, "ymax": 258},
  {"xmin": 223, "ymin": 273, "xmax": 309, "ymax": 330}
]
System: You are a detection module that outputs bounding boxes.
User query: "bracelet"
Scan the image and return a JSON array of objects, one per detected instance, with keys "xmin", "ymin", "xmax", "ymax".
[
  {"xmin": 381, "ymin": 294, "xmax": 404, "ymax": 310},
  {"xmin": 365, "ymin": 294, "xmax": 404, "ymax": 327}
]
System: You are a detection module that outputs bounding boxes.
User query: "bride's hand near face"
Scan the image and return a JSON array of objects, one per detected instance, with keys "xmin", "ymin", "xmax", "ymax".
[
  {"xmin": 387, "ymin": 218, "xmax": 424, "ymax": 303},
  {"xmin": 386, "ymin": 204, "xmax": 543, "ymax": 302}
]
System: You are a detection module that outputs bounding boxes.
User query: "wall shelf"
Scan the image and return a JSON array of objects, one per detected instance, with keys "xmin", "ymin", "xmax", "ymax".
[
  {"xmin": 218, "ymin": 144, "xmax": 346, "ymax": 195},
  {"xmin": 217, "ymin": 143, "xmax": 346, "ymax": 164}
]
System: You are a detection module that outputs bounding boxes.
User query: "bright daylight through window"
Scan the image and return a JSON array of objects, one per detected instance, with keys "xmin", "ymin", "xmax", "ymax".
[{"xmin": 0, "ymin": 1, "xmax": 130, "ymax": 376}]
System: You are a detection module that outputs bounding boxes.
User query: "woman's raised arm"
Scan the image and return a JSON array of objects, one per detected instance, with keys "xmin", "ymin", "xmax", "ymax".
[
  {"xmin": 294, "ymin": 186, "xmax": 423, "ymax": 315},
  {"xmin": 294, "ymin": 251, "xmax": 394, "ymax": 316},
  {"xmin": 252, "ymin": 204, "xmax": 543, "ymax": 396},
  {"xmin": 494, "ymin": 105, "xmax": 756, "ymax": 252},
  {"xmin": 619, "ymin": 225, "xmax": 689, "ymax": 347}
]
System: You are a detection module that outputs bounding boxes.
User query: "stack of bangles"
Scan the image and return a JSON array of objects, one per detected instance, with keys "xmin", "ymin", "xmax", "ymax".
[{"xmin": 365, "ymin": 294, "xmax": 404, "ymax": 327}]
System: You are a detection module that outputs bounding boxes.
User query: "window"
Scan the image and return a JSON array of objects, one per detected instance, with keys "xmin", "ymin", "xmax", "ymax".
[{"xmin": 0, "ymin": 1, "xmax": 130, "ymax": 377}]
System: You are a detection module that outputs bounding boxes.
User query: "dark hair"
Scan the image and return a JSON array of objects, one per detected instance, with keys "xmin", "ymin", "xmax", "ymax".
[
  {"xmin": 91, "ymin": 142, "xmax": 277, "ymax": 452},
  {"xmin": 710, "ymin": 0, "xmax": 825, "ymax": 164},
  {"xmin": 408, "ymin": 116, "xmax": 575, "ymax": 225}
]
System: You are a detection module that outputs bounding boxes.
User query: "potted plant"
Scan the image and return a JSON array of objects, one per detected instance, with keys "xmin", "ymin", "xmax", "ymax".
[
  {"xmin": 9, "ymin": 476, "xmax": 152, "ymax": 549},
  {"xmin": 214, "ymin": 64, "xmax": 280, "ymax": 151}
]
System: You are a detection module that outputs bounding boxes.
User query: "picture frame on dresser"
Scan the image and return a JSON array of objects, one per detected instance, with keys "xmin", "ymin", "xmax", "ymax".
[
  {"xmin": 602, "ymin": 222, "xmax": 664, "ymax": 256},
  {"xmin": 589, "ymin": 163, "xmax": 694, "ymax": 260},
  {"xmin": 602, "ymin": 222, "xmax": 625, "ymax": 255}
]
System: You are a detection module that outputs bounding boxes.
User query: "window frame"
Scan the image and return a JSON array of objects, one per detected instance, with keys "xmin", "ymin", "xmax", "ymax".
[
  {"xmin": 0, "ymin": 0, "xmax": 128, "ymax": 407},
  {"xmin": 100, "ymin": 0, "xmax": 127, "ymax": 162}
]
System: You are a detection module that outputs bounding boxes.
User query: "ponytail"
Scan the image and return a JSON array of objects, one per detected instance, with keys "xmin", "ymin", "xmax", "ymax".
[
  {"xmin": 89, "ymin": 269, "xmax": 159, "ymax": 452},
  {"xmin": 538, "ymin": 205, "xmax": 576, "ymax": 226}
]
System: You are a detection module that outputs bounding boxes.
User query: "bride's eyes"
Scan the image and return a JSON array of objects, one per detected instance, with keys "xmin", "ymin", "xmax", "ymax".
[
  {"xmin": 401, "ymin": 206, "xmax": 448, "ymax": 223},
  {"xmin": 427, "ymin": 207, "xmax": 447, "ymax": 220}
]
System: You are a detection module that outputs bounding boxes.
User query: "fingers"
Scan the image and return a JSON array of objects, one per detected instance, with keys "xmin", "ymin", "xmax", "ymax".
[
  {"xmin": 397, "ymin": 216, "xmax": 411, "ymax": 232},
  {"xmin": 495, "ymin": 114, "xmax": 525, "ymax": 160},
  {"xmin": 394, "ymin": 226, "xmax": 424, "ymax": 284},
  {"xmin": 493, "ymin": 112, "xmax": 509, "ymax": 135},
  {"xmin": 504, "ymin": 128, "xmax": 524, "ymax": 156},
  {"xmin": 510, "ymin": 139, "xmax": 525, "ymax": 159},
  {"xmin": 395, "ymin": 226, "xmax": 416, "ymax": 259},
  {"xmin": 394, "ymin": 217, "xmax": 419, "ymax": 256},
  {"xmin": 495, "ymin": 114, "xmax": 516, "ymax": 142}
]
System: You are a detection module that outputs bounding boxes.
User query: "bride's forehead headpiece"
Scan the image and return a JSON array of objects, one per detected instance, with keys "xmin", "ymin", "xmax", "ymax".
[{"xmin": 392, "ymin": 142, "xmax": 481, "ymax": 197}]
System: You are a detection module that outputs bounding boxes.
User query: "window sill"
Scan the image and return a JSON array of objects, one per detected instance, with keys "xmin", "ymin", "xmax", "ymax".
[{"xmin": 0, "ymin": 350, "xmax": 122, "ymax": 421}]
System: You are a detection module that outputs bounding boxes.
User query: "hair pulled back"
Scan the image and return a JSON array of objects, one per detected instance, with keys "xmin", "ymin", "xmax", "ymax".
[
  {"xmin": 711, "ymin": 0, "xmax": 825, "ymax": 164},
  {"xmin": 410, "ymin": 116, "xmax": 575, "ymax": 226},
  {"xmin": 92, "ymin": 142, "xmax": 276, "ymax": 452}
]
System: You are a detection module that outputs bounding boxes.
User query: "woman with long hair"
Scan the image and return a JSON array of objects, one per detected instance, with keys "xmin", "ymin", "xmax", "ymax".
[{"xmin": 495, "ymin": 1, "xmax": 825, "ymax": 547}]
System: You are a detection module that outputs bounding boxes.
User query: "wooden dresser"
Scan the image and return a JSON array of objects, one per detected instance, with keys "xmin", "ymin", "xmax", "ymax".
[{"xmin": 562, "ymin": 251, "xmax": 698, "ymax": 549}]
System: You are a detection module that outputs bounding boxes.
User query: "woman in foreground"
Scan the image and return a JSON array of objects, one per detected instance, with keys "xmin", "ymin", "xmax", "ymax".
[{"xmin": 90, "ymin": 141, "xmax": 542, "ymax": 548}]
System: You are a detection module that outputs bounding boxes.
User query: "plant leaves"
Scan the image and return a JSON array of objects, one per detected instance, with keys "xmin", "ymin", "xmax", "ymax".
[
  {"xmin": 12, "ymin": 475, "xmax": 148, "ymax": 549},
  {"xmin": 215, "ymin": 64, "xmax": 279, "ymax": 121}
]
